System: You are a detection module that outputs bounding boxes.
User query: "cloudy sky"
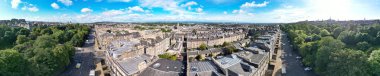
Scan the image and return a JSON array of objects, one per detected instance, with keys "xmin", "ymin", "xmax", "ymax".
[{"xmin": 1, "ymin": 0, "xmax": 380, "ymax": 23}]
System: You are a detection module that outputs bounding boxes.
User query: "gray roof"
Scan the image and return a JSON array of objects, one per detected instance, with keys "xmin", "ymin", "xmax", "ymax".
[
  {"xmin": 227, "ymin": 62, "xmax": 256, "ymax": 76},
  {"xmin": 215, "ymin": 55, "xmax": 241, "ymax": 68},
  {"xmin": 235, "ymin": 51, "xmax": 267, "ymax": 65},
  {"xmin": 189, "ymin": 71, "xmax": 224, "ymax": 76},
  {"xmin": 109, "ymin": 40, "xmax": 140, "ymax": 58},
  {"xmin": 233, "ymin": 43, "xmax": 243, "ymax": 50},
  {"xmin": 188, "ymin": 48, "xmax": 223, "ymax": 56},
  {"xmin": 139, "ymin": 67, "xmax": 184, "ymax": 76},
  {"xmin": 149, "ymin": 59, "xmax": 184, "ymax": 72},
  {"xmin": 100, "ymin": 32, "xmax": 114, "ymax": 38},
  {"xmin": 118, "ymin": 54, "xmax": 152, "ymax": 75},
  {"xmin": 189, "ymin": 61, "xmax": 220, "ymax": 73}
]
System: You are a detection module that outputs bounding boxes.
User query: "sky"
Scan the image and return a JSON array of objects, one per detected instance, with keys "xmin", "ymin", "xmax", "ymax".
[{"xmin": 1, "ymin": 0, "xmax": 380, "ymax": 23}]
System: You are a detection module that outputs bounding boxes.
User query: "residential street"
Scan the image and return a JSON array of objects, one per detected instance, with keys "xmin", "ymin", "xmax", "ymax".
[
  {"xmin": 60, "ymin": 30, "xmax": 96, "ymax": 76},
  {"xmin": 281, "ymin": 33, "xmax": 318, "ymax": 76}
]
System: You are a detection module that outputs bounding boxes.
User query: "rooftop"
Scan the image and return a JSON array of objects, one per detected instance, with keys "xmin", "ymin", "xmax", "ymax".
[
  {"xmin": 109, "ymin": 40, "xmax": 140, "ymax": 58},
  {"xmin": 149, "ymin": 59, "xmax": 185, "ymax": 73},
  {"xmin": 189, "ymin": 61, "xmax": 220, "ymax": 73},
  {"xmin": 227, "ymin": 62, "xmax": 256, "ymax": 76},
  {"xmin": 215, "ymin": 55, "xmax": 241, "ymax": 68},
  {"xmin": 117, "ymin": 54, "xmax": 152, "ymax": 75},
  {"xmin": 235, "ymin": 51, "xmax": 267, "ymax": 64}
]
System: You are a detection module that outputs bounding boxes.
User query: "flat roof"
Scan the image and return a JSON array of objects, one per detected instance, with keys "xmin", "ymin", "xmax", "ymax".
[
  {"xmin": 227, "ymin": 62, "xmax": 256, "ymax": 76},
  {"xmin": 149, "ymin": 59, "xmax": 184, "ymax": 73},
  {"xmin": 215, "ymin": 55, "xmax": 241, "ymax": 68},
  {"xmin": 189, "ymin": 61, "xmax": 220, "ymax": 72},
  {"xmin": 118, "ymin": 54, "xmax": 151, "ymax": 75}
]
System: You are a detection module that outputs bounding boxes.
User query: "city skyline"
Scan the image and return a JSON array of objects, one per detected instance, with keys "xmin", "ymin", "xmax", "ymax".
[{"xmin": 1, "ymin": 0, "xmax": 380, "ymax": 23}]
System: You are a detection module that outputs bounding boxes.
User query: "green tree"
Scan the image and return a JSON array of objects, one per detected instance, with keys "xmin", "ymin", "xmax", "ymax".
[
  {"xmin": 315, "ymin": 37, "xmax": 345, "ymax": 74},
  {"xmin": 326, "ymin": 49, "xmax": 370, "ymax": 76},
  {"xmin": 0, "ymin": 49, "xmax": 29, "ymax": 76},
  {"xmin": 29, "ymin": 48, "xmax": 57, "ymax": 76},
  {"xmin": 222, "ymin": 42, "xmax": 231, "ymax": 47},
  {"xmin": 332, "ymin": 27, "xmax": 344, "ymax": 38},
  {"xmin": 356, "ymin": 41, "xmax": 371, "ymax": 51},
  {"xmin": 368, "ymin": 49, "xmax": 380, "ymax": 75},
  {"xmin": 69, "ymin": 34, "xmax": 84, "ymax": 47},
  {"xmin": 196, "ymin": 54, "xmax": 205, "ymax": 61},
  {"xmin": 338, "ymin": 31, "xmax": 357, "ymax": 45},
  {"xmin": 52, "ymin": 45, "xmax": 73, "ymax": 69},
  {"xmin": 355, "ymin": 33, "xmax": 371, "ymax": 43},
  {"xmin": 17, "ymin": 28, "xmax": 30, "ymax": 36},
  {"xmin": 319, "ymin": 29, "xmax": 330, "ymax": 37},
  {"xmin": 226, "ymin": 46, "xmax": 237, "ymax": 54},
  {"xmin": 52, "ymin": 30, "xmax": 65, "ymax": 43},
  {"xmin": 40, "ymin": 28, "xmax": 53, "ymax": 35},
  {"xmin": 34, "ymin": 35, "xmax": 58, "ymax": 48},
  {"xmin": 299, "ymin": 42, "xmax": 318, "ymax": 66},
  {"xmin": 198, "ymin": 43, "xmax": 207, "ymax": 50},
  {"xmin": 16, "ymin": 35, "xmax": 29, "ymax": 45}
]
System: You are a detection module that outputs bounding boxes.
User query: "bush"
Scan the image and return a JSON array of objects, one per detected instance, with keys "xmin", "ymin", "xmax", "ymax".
[
  {"xmin": 196, "ymin": 54, "xmax": 205, "ymax": 61},
  {"xmin": 158, "ymin": 53, "xmax": 171, "ymax": 59},
  {"xmin": 169, "ymin": 55, "xmax": 177, "ymax": 61},
  {"xmin": 198, "ymin": 43, "xmax": 207, "ymax": 50},
  {"xmin": 158, "ymin": 53, "xmax": 177, "ymax": 61}
]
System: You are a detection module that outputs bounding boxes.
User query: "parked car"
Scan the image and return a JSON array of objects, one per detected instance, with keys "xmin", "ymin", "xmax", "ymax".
[
  {"xmin": 304, "ymin": 67, "xmax": 312, "ymax": 71},
  {"xmin": 76, "ymin": 63, "xmax": 81, "ymax": 69},
  {"xmin": 296, "ymin": 56, "xmax": 302, "ymax": 59}
]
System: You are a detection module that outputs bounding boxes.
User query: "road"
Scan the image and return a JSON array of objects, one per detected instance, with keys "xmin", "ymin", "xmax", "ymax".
[
  {"xmin": 281, "ymin": 33, "xmax": 318, "ymax": 76},
  {"xmin": 60, "ymin": 30, "xmax": 96, "ymax": 76}
]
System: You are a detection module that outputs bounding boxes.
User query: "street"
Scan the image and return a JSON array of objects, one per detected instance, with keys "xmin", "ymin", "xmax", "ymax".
[
  {"xmin": 60, "ymin": 30, "xmax": 96, "ymax": 76},
  {"xmin": 281, "ymin": 33, "xmax": 317, "ymax": 76}
]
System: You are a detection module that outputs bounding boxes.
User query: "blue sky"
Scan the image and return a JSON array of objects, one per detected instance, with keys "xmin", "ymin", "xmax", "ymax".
[{"xmin": 1, "ymin": 0, "xmax": 380, "ymax": 23}]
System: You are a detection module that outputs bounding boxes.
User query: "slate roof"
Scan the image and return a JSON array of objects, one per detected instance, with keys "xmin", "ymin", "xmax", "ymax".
[{"xmin": 117, "ymin": 54, "xmax": 152, "ymax": 75}]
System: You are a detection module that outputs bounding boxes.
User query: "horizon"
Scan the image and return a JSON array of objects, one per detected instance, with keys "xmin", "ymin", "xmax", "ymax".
[{"xmin": 1, "ymin": 0, "xmax": 380, "ymax": 23}]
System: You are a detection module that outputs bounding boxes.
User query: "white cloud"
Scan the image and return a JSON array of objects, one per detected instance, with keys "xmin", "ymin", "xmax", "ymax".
[
  {"xmin": 128, "ymin": 14, "xmax": 140, "ymax": 17},
  {"xmin": 58, "ymin": 0, "xmax": 73, "ymax": 6},
  {"xmin": 102, "ymin": 10, "xmax": 126, "ymax": 16},
  {"xmin": 232, "ymin": 10, "xmax": 245, "ymax": 14},
  {"xmin": 223, "ymin": 11, "xmax": 227, "ymax": 14},
  {"xmin": 139, "ymin": 0, "xmax": 204, "ymax": 16},
  {"xmin": 21, "ymin": 4, "xmax": 39, "ymax": 12},
  {"xmin": 196, "ymin": 8, "xmax": 203, "ymax": 13},
  {"xmin": 28, "ymin": 6, "xmax": 39, "ymax": 12},
  {"xmin": 146, "ymin": 13, "xmax": 154, "ymax": 16},
  {"xmin": 139, "ymin": 0, "xmax": 187, "ymax": 15},
  {"xmin": 11, "ymin": 0, "xmax": 21, "ymax": 9},
  {"xmin": 51, "ymin": 2, "xmax": 60, "ymax": 9},
  {"xmin": 247, "ymin": 13, "xmax": 254, "ymax": 16},
  {"xmin": 181, "ymin": 1, "xmax": 197, "ymax": 10},
  {"xmin": 81, "ymin": 8, "xmax": 93, "ymax": 13},
  {"xmin": 128, "ymin": 6, "xmax": 144, "ymax": 13},
  {"xmin": 181, "ymin": 1, "xmax": 197, "ymax": 7},
  {"xmin": 241, "ymin": 1, "xmax": 269, "ymax": 8}
]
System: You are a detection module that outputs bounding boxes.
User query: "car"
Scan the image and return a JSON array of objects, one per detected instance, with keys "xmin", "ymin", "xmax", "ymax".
[
  {"xmin": 296, "ymin": 56, "xmax": 302, "ymax": 59},
  {"xmin": 304, "ymin": 67, "xmax": 312, "ymax": 71},
  {"xmin": 76, "ymin": 63, "xmax": 81, "ymax": 69},
  {"xmin": 89, "ymin": 70, "xmax": 95, "ymax": 76}
]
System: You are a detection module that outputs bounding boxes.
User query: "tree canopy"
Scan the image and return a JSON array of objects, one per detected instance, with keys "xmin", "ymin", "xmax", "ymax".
[
  {"xmin": 281, "ymin": 22, "xmax": 380, "ymax": 76},
  {"xmin": 0, "ymin": 24, "xmax": 90, "ymax": 76}
]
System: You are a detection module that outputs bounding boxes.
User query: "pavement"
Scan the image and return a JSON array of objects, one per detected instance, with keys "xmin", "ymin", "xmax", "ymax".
[
  {"xmin": 281, "ymin": 33, "xmax": 318, "ymax": 76},
  {"xmin": 60, "ymin": 30, "xmax": 96, "ymax": 76},
  {"xmin": 270, "ymin": 33, "xmax": 283, "ymax": 76}
]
